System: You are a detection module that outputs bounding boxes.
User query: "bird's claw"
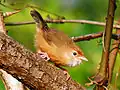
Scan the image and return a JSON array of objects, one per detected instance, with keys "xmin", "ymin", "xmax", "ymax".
[
  {"xmin": 38, "ymin": 52, "xmax": 50, "ymax": 61},
  {"xmin": 55, "ymin": 65, "xmax": 71, "ymax": 81},
  {"xmin": 63, "ymin": 70, "xmax": 70, "ymax": 81}
]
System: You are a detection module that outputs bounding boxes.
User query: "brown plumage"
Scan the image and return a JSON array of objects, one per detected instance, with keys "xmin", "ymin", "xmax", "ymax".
[{"xmin": 30, "ymin": 10, "xmax": 88, "ymax": 67}]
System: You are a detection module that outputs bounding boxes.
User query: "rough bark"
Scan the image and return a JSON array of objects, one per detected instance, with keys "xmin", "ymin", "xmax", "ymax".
[{"xmin": 0, "ymin": 32, "xmax": 85, "ymax": 90}]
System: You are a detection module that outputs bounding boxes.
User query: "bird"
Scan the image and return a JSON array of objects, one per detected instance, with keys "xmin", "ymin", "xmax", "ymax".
[{"xmin": 30, "ymin": 10, "xmax": 88, "ymax": 71}]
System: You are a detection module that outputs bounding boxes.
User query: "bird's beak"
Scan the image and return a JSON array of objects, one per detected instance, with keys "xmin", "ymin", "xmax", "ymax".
[{"xmin": 79, "ymin": 56, "xmax": 88, "ymax": 61}]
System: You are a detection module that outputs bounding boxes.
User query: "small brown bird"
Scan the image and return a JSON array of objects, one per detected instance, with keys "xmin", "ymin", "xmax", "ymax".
[{"xmin": 30, "ymin": 10, "xmax": 88, "ymax": 68}]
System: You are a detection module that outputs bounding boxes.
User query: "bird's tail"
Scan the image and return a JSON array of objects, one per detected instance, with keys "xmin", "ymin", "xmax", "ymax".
[{"xmin": 30, "ymin": 10, "xmax": 48, "ymax": 31}]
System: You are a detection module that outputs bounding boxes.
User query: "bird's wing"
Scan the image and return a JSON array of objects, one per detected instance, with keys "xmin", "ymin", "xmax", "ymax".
[{"xmin": 43, "ymin": 29, "xmax": 73, "ymax": 47}]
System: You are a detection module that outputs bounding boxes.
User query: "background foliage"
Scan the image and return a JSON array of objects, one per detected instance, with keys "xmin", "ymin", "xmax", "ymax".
[{"xmin": 0, "ymin": 0, "xmax": 120, "ymax": 90}]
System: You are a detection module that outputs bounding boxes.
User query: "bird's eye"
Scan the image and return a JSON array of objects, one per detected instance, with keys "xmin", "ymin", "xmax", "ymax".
[{"xmin": 73, "ymin": 51, "xmax": 77, "ymax": 56}]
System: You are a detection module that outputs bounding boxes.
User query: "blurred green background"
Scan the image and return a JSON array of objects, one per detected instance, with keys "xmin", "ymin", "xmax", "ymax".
[{"xmin": 0, "ymin": 0, "xmax": 120, "ymax": 90}]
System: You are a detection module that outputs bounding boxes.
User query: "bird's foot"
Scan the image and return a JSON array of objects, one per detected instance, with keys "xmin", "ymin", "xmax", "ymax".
[
  {"xmin": 55, "ymin": 65, "xmax": 70, "ymax": 80},
  {"xmin": 63, "ymin": 70, "xmax": 71, "ymax": 81},
  {"xmin": 38, "ymin": 51, "xmax": 50, "ymax": 61}
]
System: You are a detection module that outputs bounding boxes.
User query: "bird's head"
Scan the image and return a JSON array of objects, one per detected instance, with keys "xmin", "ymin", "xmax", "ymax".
[{"xmin": 58, "ymin": 45, "xmax": 88, "ymax": 67}]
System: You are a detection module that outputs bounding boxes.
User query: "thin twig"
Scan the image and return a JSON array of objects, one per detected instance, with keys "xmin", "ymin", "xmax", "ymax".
[
  {"xmin": 72, "ymin": 32, "xmax": 103, "ymax": 42},
  {"xmin": 3, "ymin": 10, "xmax": 21, "ymax": 18},
  {"xmin": 72, "ymin": 32, "xmax": 120, "ymax": 42},
  {"xmin": 5, "ymin": 20, "xmax": 120, "ymax": 29}
]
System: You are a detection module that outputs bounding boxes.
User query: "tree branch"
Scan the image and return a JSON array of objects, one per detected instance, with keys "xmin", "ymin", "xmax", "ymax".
[
  {"xmin": 94, "ymin": 0, "xmax": 116, "ymax": 90},
  {"xmin": 0, "ymin": 11, "xmax": 26, "ymax": 90},
  {"xmin": 72, "ymin": 32, "xmax": 120, "ymax": 42},
  {"xmin": 5, "ymin": 19, "xmax": 120, "ymax": 29},
  {"xmin": 108, "ymin": 21, "xmax": 120, "ymax": 84},
  {"xmin": 0, "ymin": 32, "xmax": 85, "ymax": 90}
]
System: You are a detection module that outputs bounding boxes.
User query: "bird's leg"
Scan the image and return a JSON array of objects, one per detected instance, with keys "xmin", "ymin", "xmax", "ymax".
[
  {"xmin": 37, "ymin": 50, "xmax": 50, "ymax": 61},
  {"xmin": 55, "ymin": 65, "xmax": 70, "ymax": 80}
]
